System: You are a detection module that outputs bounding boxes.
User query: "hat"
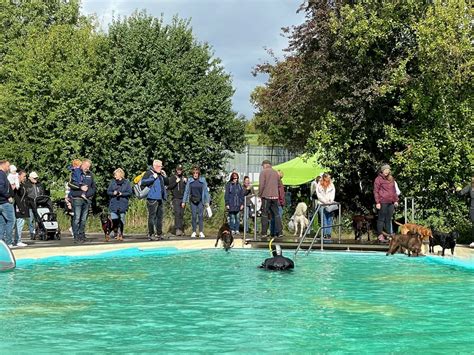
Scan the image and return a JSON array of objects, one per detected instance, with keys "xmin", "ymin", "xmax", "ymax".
[
  {"xmin": 176, "ymin": 164, "xmax": 183, "ymax": 171},
  {"xmin": 261, "ymin": 159, "xmax": 271, "ymax": 166},
  {"xmin": 29, "ymin": 171, "xmax": 39, "ymax": 179},
  {"xmin": 9, "ymin": 165, "xmax": 17, "ymax": 173},
  {"xmin": 380, "ymin": 164, "xmax": 390, "ymax": 172}
]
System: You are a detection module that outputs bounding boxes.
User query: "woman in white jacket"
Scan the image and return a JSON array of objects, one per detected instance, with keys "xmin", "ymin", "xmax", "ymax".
[{"xmin": 316, "ymin": 173, "xmax": 336, "ymax": 239}]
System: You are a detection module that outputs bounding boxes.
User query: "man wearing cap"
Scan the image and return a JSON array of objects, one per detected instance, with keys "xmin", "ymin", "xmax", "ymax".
[
  {"xmin": 259, "ymin": 160, "xmax": 283, "ymax": 239},
  {"xmin": 24, "ymin": 171, "xmax": 47, "ymax": 239},
  {"xmin": 0, "ymin": 160, "xmax": 15, "ymax": 247},
  {"xmin": 69, "ymin": 159, "xmax": 96, "ymax": 243},
  {"xmin": 167, "ymin": 164, "xmax": 187, "ymax": 236},
  {"xmin": 374, "ymin": 164, "xmax": 399, "ymax": 241}
]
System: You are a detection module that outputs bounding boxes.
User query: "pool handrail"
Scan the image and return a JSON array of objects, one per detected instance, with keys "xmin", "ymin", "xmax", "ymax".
[{"xmin": 294, "ymin": 201, "xmax": 343, "ymax": 257}]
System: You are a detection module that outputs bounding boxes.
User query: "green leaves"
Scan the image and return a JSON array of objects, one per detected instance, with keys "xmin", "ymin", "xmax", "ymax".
[
  {"xmin": 0, "ymin": 6, "xmax": 244, "ymax": 206},
  {"xmin": 252, "ymin": 1, "xmax": 473, "ymax": 233}
]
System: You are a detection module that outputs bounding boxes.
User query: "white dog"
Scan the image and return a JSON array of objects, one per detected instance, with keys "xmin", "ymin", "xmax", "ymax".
[{"xmin": 293, "ymin": 202, "xmax": 309, "ymax": 239}]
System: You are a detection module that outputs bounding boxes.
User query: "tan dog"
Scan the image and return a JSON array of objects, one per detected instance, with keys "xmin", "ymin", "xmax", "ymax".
[
  {"xmin": 293, "ymin": 202, "xmax": 309, "ymax": 239},
  {"xmin": 395, "ymin": 222, "xmax": 432, "ymax": 255}
]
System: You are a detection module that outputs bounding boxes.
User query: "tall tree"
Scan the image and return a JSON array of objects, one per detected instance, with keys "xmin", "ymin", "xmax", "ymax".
[
  {"xmin": 103, "ymin": 12, "xmax": 245, "ymax": 186},
  {"xmin": 0, "ymin": 5, "xmax": 245, "ymax": 206},
  {"xmin": 252, "ymin": 1, "xmax": 473, "ymax": 231}
]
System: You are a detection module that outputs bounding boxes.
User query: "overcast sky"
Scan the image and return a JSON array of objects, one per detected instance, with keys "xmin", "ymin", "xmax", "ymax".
[{"xmin": 80, "ymin": 0, "xmax": 305, "ymax": 119}]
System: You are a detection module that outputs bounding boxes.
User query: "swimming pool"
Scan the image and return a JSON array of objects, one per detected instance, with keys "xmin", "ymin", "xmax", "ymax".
[{"xmin": 1, "ymin": 248, "xmax": 473, "ymax": 353}]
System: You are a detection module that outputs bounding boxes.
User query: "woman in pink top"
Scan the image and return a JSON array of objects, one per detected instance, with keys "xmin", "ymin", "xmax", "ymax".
[{"xmin": 373, "ymin": 164, "xmax": 399, "ymax": 241}]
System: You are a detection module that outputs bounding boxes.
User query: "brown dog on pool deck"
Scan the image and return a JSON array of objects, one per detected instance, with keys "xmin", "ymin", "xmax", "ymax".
[
  {"xmin": 385, "ymin": 231, "xmax": 423, "ymax": 257},
  {"xmin": 215, "ymin": 222, "xmax": 234, "ymax": 251},
  {"xmin": 352, "ymin": 215, "xmax": 374, "ymax": 241},
  {"xmin": 395, "ymin": 222, "xmax": 432, "ymax": 254}
]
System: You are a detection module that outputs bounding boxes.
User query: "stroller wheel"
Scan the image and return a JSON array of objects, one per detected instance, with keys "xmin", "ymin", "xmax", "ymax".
[{"xmin": 56, "ymin": 231, "xmax": 61, "ymax": 240}]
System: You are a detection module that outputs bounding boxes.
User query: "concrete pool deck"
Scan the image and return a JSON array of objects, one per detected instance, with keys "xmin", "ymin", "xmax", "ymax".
[{"xmin": 10, "ymin": 233, "xmax": 474, "ymax": 262}]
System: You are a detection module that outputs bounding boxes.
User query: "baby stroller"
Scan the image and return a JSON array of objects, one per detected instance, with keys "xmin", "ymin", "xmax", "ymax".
[{"xmin": 31, "ymin": 195, "xmax": 61, "ymax": 241}]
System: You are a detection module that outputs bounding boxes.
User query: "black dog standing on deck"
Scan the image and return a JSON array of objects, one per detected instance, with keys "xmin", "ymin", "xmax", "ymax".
[
  {"xmin": 100, "ymin": 213, "xmax": 123, "ymax": 242},
  {"xmin": 215, "ymin": 222, "xmax": 234, "ymax": 251},
  {"xmin": 429, "ymin": 230, "xmax": 458, "ymax": 256}
]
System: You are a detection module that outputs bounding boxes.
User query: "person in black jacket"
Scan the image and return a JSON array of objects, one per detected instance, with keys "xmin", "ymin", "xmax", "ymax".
[
  {"xmin": 167, "ymin": 165, "xmax": 187, "ymax": 236},
  {"xmin": 259, "ymin": 242, "xmax": 294, "ymax": 271},
  {"xmin": 24, "ymin": 171, "xmax": 47, "ymax": 239},
  {"xmin": 13, "ymin": 170, "xmax": 28, "ymax": 247},
  {"xmin": 460, "ymin": 177, "xmax": 474, "ymax": 237},
  {"xmin": 0, "ymin": 160, "xmax": 15, "ymax": 247},
  {"xmin": 107, "ymin": 168, "xmax": 132, "ymax": 240},
  {"xmin": 69, "ymin": 159, "xmax": 96, "ymax": 243}
]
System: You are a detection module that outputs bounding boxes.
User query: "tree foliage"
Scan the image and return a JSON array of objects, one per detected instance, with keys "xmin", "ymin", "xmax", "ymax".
[
  {"xmin": 252, "ymin": 0, "xmax": 473, "ymax": 232},
  {"xmin": 0, "ymin": 3, "xmax": 244, "ymax": 207}
]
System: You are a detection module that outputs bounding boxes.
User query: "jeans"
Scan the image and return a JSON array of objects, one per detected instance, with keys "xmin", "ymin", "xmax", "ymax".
[
  {"xmin": 172, "ymin": 198, "xmax": 184, "ymax": 232},
  {"xmin": 377, "ymin": 203, "xmax": 395, "ymax": 236},
  {"xmin": 191, "ymin": 202, "xmax": 204, "ymax": 233},
  {"xmin": 15, "ymin": 217, "xmax": 25, "ymax": 244},
  {"xmin": 320, "ymin": 207, "xmax": 333, "ymax": 236},
  {"xmin": 261, "ymin": 198, "xmax": 282, "ymax": 236},
  {"xmin": 270, "ymin": 206, "xmax": 283, "ymax": 236},
  {"xmin": 28, "ymin": 208, "xmax": 35, "ymax": 236},
  {"xmin": 228, "ymin": 211, "xmax": 240, "ymax": 232},
  {"xmin": 0, "ymin": 202, "xmax": 15, "ymax": 245},
  {"xmin": 72, "ymin": 198, "xmax": 91, "ymax": 240},
  {"xmin": 147, "ymin": 199, "xmax": 163, "ymax": 236},
  {"xmin": 110, "ymin": 212, "xmax": 126, "ymax": 235}
]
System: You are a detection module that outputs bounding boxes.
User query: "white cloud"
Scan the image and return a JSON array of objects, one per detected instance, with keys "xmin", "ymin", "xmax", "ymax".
[{"xmin": 81, "ymin": 0, "xmax": 304, "ymax": 118}]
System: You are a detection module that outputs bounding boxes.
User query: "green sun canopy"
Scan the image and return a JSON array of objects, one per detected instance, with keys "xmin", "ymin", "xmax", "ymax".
[{"xmin": 273, "ymin": 155, "xmax": 325, "ymax": 186}]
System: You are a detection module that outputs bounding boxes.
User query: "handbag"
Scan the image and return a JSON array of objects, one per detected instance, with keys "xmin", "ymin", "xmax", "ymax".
[
  {"xmin": 190, "ymin": 195, "xmax": 201, "ymax": 205},
  {"xmin": 205, "ymin": 205, "xmax": 213, "ymax": 218}
]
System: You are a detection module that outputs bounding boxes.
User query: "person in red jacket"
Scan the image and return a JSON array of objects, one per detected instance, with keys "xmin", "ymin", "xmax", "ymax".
[{"xmin": 373, "ymin": 164, "xmax": 399, "ymax": 241}]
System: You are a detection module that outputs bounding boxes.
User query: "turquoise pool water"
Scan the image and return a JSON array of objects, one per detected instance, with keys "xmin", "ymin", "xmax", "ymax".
[{"xmin": 1, "ymin": 248, "xmax": 473, "ymax": 353}]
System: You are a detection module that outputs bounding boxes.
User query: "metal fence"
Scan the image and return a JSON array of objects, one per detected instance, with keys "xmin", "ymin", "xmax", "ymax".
[{"xmin": 225, "ymin": 145, "xmax": 297, "ymax": 182}]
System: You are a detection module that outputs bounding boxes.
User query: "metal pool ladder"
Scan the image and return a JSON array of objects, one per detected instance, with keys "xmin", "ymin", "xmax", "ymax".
[{"xmin": 294, "ymin": 202, "xmax": 342, "ymax": 257}]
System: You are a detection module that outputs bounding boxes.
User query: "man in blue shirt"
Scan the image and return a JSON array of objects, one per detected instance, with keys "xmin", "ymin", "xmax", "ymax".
[{"xmin": 141, "ymin": 160, "xmax": 168, "ymax": 240}]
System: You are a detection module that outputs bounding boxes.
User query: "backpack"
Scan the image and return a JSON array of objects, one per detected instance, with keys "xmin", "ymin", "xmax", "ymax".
[{"xmin": 133, "ymin": 171, "xmax": 150, "ymax": 199}]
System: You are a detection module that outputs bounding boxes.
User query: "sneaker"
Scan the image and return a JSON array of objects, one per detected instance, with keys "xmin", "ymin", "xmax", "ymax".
[
  {"xmin": 235, "ymin": 231, "xmax": 240, "ymax": 235},
  {"xmin": 191, "ymin": 232, "xmax": 197, "ymax": 238},
  {"xmin": 16, "ymin": 242, "xmax": 28, "ymax": 247},
  {"xmin": 176, "ymin": 229, "xmax": 183, "ymax": 237},
  {"xmin": 7, "ymin": 244, "xmax": 16, "ymax": 249},
  {"xmin": 155, "ymin": 234, "xmax": 164, "ymax": 241},
  {"xmin": 199, "ymin": 232, "xmax": 205, "ymax": 239},
  {"xmin": 147, "ymin": 235, "xmax": 154, "ymax": 241}
]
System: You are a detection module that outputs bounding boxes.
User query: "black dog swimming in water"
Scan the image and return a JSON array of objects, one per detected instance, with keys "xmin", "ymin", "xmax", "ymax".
[
  {"xmin": 260, "ymin": 242, "xmax": 294, "ymax": 271},
  {"xmin": 215, "ymin": 222, "xmax": 234, "ymax": 251}
]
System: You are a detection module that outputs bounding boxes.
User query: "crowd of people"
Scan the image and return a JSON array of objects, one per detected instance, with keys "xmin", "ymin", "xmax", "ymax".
[{"xmin": 1, "ymin": 157, "xmax": 473, "ymax": 248}]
